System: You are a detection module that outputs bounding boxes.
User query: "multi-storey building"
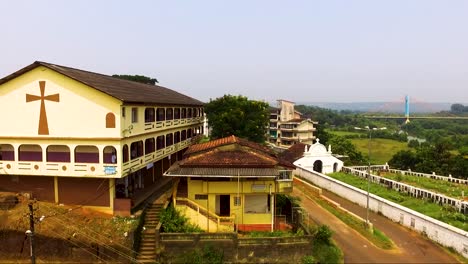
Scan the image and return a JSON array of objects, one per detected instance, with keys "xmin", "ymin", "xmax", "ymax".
[
  {"xmin": 269, "ymin": 99, "xmax": 317, "ymax": 148},
  {"xmin": 0, "ymin": 61, "xmax": 204, "ymax": 215}
]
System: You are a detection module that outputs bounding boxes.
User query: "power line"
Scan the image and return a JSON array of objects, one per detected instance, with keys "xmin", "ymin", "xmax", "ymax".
[
  {"xmin": 39, "ymin": 203, "xmax": 139, "ymax": 258},
  {"xmin": 41, "ymin": 219, "xmax": 110, "ymax": 263},
  {"xmin": 38, "ymin": 206, "xmax": 138, "ymax": 263}
]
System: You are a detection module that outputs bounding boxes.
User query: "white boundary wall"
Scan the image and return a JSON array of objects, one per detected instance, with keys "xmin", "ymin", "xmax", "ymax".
[{"xmin": 295, "ymin": 165, "xmax": 468, "ymax": 258}]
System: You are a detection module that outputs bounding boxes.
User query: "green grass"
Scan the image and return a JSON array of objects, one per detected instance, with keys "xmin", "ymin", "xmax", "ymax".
[
  {"xmin": 328, "ymin": 172, "xmax": 468, "ymax": 231},
  {"xmin": 382, "ymin": 172, "xmax": 468, "ymax": 199},
  {"xmin": 295, "ymin": 183, "xmax": 394, "ymax": 250},
  {"xmin": 351, "ymin": 138, "xmax": 409, "ymax": 164},
  {"xmin": 311, "ymin": 241, "xmax": 343, "ymax": 264},
  {"xmin": 327, "ymin": 130, "xmax": 362, "ymax": 137}
]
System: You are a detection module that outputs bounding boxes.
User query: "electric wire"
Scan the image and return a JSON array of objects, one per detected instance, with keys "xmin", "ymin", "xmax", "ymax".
[
  {"xmin": 41, "ymin": 219, "xmax": 110, "ymax": 263},
  {"xmin": 39, "ymin": 202, "xmax": 139, "ymax": 257},
  {"xmin": 43, "ymin": 218, "xmax": 124, "ymax": 261},
  {"xmin": 39, "ymin": 205, "xmax": 138, "ymax": 263}
]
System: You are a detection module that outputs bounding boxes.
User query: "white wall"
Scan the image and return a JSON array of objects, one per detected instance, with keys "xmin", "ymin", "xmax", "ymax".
[{"xmin": 295, "ymin": 165, "xmax": 468, "ymax": 258}]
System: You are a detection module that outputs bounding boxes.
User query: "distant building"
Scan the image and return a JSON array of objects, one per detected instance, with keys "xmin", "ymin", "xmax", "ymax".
[
  {"xmin": 268, "ymin": 99, "xmax": 317, "ymax": 148},
  {"xmin": 293, "ymin": 139, "xmax": 344, "ymax": 174},
  {"xmin": 0, "ymin": 61, "xmax": 204, "ymax": 215},
  {"xmin": 164, "ymin": 135, "xmax": 294, "ymax": 232}
]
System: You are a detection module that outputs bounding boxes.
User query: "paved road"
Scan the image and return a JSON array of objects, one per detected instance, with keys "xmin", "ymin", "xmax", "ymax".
[{"xmin": 293, "ymin": 179, "xmax": 459, "ymax": 263}]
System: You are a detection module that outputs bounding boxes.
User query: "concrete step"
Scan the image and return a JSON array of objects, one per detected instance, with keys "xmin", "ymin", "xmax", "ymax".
[{"xmin": 140, "ymin": 240, "xmax": 155, "ymax": 244}]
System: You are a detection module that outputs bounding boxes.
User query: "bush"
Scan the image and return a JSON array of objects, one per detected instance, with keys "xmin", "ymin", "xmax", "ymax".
[
  {"xmin": 314, "ymin": 225, "xmax": 333, "ymax": 244},
  {"xmin": 312, "ymin": 242, "xmax": 342, "ymax": 264},
  {"xmin": 301, "ymin": 255, "xmax": 316, "ymax": 264},
  {"xmin": 160, "ymin": 205, "xmax": 203, "ymax": 233}
]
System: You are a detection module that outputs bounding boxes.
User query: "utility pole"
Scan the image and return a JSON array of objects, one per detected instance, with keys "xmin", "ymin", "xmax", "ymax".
[{"xmin": 27, "ymin": 201, "xmax": 36, "ymax": 264}]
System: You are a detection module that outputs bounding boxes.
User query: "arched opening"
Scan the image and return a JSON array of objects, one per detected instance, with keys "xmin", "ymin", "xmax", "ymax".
[
  {"xmin": 145, "ymin": 138, "xmax": 155, "ymax": 154},
  {"xmin": 166, "ymin": 108, "xmax": 173, "ymax": 120},
  {"xmin": 156, "ymin": 135, "xmax": 165, "ymax": 150},
  {"xmin": 174, "ymin": 131, "xmax": 180, "ymax": 144},
  {"xmin": 104, "ymin": 146, "xmax": 117, "ymax": 164},
  {"xmin": 46, "ymin": 145, "xmax": 70, "ymax": 162},
  {"xmin": 75, "ymin": 145, "xmax": 99, "ymax": 163},
  {"xmin": 19, "ymin": 144, "xmax": 42, "ymax": 161},
  {"xmin": 174, "ymin": 108, "xmax": 180, "ymax": 119},
  {"xmin": 144, "ymin": 108, "xmax": 155, "ymax": 123},
  {"xmin": 0, "ymin": 144, "xmax": 15, "ymax": 161},
  {"xmin": 181, "ymin": 108, "xmax": 187, "ymax": 119},
  {"xmin": 130, "ymin": 141, "xmax": 143, "ymax": 160},
  {"xmin": 333, "ymin": 162, "xmax": 338, "ymax": 172},
  {"xmin": 156, "ymin": 108, "xmax": 165, "ymax": 121},
  {"xmin": 313, "ymin": 160, "xmax": 323, "ymax": 173},
  {"xmin": 166, "ymin": 133, "xmax": 173, "ymax": 147},
  {"xmin": 181, "ymin": 130, "xmax": 187, "ymax": 141},
  {"xmin": 188, "ymin": 108, "xmax": 192, "ymax": 118},
  {"xmin": 122, "ymin": 145, "xmax": 129, "ymax": 163},
  {"xmin": 106, "ymin": 113, "xmax": 116, "ymax": 128},
  {"xmin": 187, "ymin": 128, "xmax": 192, "ymax": 138}
]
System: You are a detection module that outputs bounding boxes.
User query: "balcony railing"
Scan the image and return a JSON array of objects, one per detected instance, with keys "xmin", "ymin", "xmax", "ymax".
[
  {"xmin": 0, "ymin": 139, "xmax": 195, "ymax": 179},
  {"xmin": 137, "ymin": 117, "xmax": 204, "ymax": 135}
]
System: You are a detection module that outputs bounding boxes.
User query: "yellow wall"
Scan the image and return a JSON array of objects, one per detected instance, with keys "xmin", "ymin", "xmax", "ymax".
[
  {"xmin": 186, "ymin": 178, "xmax": 277, "ymax": 226},
  {"xmin": 0, "ymin": 66, "xmax": 122, "ymax": 138}
]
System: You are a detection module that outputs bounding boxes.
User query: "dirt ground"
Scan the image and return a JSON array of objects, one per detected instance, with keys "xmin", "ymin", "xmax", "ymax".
[{"xmin": 0, "ymin": 198, "xmax": 139, "ymax": 262}]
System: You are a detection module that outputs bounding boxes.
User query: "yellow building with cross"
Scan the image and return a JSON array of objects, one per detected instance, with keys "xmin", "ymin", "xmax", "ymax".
[{"xmin": 0, "ymin": 61, "xmax": 204, "ymax": 215}]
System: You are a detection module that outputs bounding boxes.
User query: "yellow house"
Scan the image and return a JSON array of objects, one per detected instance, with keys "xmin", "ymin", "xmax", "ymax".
[
  {"xmin": 0, "ymin": 61, "xmax": 204, "ymax": 215},
  {"xmin": 164, "ymin": 136, "xmax": 294, "ymax": 232}
]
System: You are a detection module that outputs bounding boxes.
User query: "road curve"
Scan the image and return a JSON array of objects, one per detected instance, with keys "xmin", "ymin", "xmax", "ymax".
[{"xmin": 292, "ymin": 180, "xmax": 459, "ymax": 263}]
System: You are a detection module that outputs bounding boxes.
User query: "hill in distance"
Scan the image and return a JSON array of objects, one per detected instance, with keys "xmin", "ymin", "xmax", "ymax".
[{"xmin": 298, "ymin": 102, "xmax": 453, "ymax": 114}]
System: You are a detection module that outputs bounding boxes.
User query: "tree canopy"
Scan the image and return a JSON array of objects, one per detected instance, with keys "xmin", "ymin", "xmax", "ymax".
[
  {"xmin": 112, "ymin": 74, "xmax": 158, "ymax": 85},
  {"xmin": 389, "ymin": 142, "xmax": 468, "ymax": 179},
  {"xmin": 204, "ymin": 95, "xmax": 269, "ymax": 143}
]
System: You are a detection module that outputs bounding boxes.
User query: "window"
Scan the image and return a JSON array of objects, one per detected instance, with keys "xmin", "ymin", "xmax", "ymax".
[
  {"xmin": 234, "ymin": 196, "xmax": 241, "ymax": 206},
  {"xmin": 166, "ymin": 108, "xmax": 173, "ymax": 120},
  {"xmin": 122, "ymin": 107, "xmax": 126, "ymax": 118},
  {"xmin": 195, "ymin": 194, "xmax": 208, "ymax": 200},
  {"xmin": 145, "ymin": 138, "xmax": 155, "ymax": 154},
  {"xmin": 157, "ymin": 108, "xmax": 165, "ymax": 121},
  {"xmin": 181, "ymin": 130, "xmax": 187, "ymax": 141},
  {"xmin": 144, "ymin": 108, "xmax": 155, "ymax": 123},
  {"xmin": 130, "ymin": 141, "xmax": 143, "ymax": 159},
  {"xmin": 244, "ymin": 194, "xmax": 269, "ymax": 213},
  {"xmin": 181, "ymin": 108, "xmax": 187, "ymax": 119},
  {"xmin": 0, "ymin": 144, "xmax": 15, "ymax": 161},
  {"xmin": 166, "ymin": 133, "xmax": 173, "ymax": 146},
  {"xmin": 105, "ymin": 113, "xmax": 116, "ymax": 128},
  {"xmin": 174, "ymin": 108, "xmax": 180, "ymax": 119},
  {"xmin": 174, "ymin": 131, "xmax": 180, "ymax": 144},
  {"xmin": 122, "ymin": 145, "xmax": 129, "ymax": 163},
  {"xmin": 156, "ymin": 136, "xmax": 165, "ymax": 150},
  {"xmin": 131, "ymin": 108, "xmax": 138, "ymax": 123}
]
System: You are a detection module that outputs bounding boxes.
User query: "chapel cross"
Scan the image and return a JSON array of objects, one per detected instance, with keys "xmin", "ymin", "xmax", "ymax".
[{"xmin": 26, "ymin": 81, "xmax": 60, "ymax": 135}]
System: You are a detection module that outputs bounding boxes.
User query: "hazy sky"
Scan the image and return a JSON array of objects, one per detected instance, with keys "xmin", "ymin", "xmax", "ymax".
[{"xmin": 1, "ymin": 0, "xmax": 467, "ymax": 104}]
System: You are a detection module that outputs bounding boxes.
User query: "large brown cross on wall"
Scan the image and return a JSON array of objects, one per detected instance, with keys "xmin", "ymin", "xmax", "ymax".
[{"xmin": 26, "ymin": 81, "xmax": 60, "ymax": 135}]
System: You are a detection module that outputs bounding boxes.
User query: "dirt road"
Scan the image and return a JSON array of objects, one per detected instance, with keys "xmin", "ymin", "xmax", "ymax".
[{"xmin": 292, "ymin": 181, "xmax": 459, "ymax": 263}]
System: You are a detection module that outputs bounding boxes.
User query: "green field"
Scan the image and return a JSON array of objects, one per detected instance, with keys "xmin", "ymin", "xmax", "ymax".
[
  {"xmin": 381, "ymin": 172, "xmax": 468, "ymax": 199},
  {"xmin": 327, "ymin": 130, "xmax": 362, "ymax": 137},
  {"xmin": 351, "ymin": 138, "xmax": 409, "ymax": 164},
  {"xmin": 327, "ymin": 172, "xmax": 468, "ymax": 232}
]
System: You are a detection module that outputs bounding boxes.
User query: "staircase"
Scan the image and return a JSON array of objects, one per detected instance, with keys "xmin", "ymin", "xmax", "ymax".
[{"xmin": 136, "ymin": 203, "xmax": 163, "ymax": 263}]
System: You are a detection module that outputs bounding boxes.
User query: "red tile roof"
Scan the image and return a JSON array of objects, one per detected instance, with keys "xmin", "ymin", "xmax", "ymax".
[
  {"xmin": 279, "ymin": 143, "xmax": 308, "ymax": 164},
  {"xmin": 179, "ymin": 135, "xmax": 294, "ymax": 169}
]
